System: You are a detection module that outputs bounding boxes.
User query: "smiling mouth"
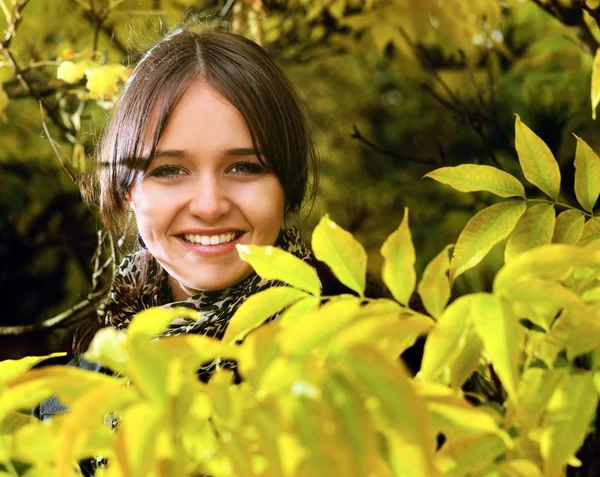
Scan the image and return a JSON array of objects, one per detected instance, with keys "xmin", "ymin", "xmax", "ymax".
[{"xmin": 180, "ymin": 231, "xmax": 243, "ymax": 246}]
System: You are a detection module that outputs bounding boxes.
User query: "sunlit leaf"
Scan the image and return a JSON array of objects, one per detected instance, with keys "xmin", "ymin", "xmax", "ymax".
[
  {"xmin": 424, "ymin": 164, "xmax": 526, "ymax": 198},
  {"xmin": 448, "ymin": 327, "xmax": 483, "ymax": 390},
  {"xmin": 592, "ymin": 48, "xmax": 600, "ymax": 119},
  {"xmin": 312, "ymin": 215, "xmax": 367, "ymax": 297},
  {"xmin": 236, "ymin": 244, "xmax": 322, "ymax": 295},
  {"xmin": 435, "ymin": 434, "xmax": 507, "ymax": 477},
  {"xmin": 470, "ymin": 293, "xmax": 522, "ymax": 398},
  {"xmin": 552, "ymin": 209, "xmax": 585, "ymax": 244},
  {"xmin": 574, "ymin": 135, "xmax": 600, "ymax": 212},
  {"xmin": 579, "ymin": 217, "xmax": 600, "ymax": 246},
  {"xmin": 505, "ymin": 203, "xmax": 555, "ymax": 262},
  {"xmin": 127, "ymin": 307, "xmax": 199, "ymax": 343},
  {"xmin": 418, "ymin": 244, "xmax": 452, "ymax": 319},
  {"xmin": 507, "ymin": 368, "xmax": 566, "ymax": 434},
  {"xmin": 494, "ymin": 244, "xmax": 600, "ymax": 293},
  {"xmin": 279, "ymin": 297, "xmax": 362, "ymax": 357},
  {"xmin": 278, "ymin": 295, "xmax": 321, "ymax": 325},
  {"xmin": 419, "ymin": 295, "xmax": 472, "ymax": 381},
  {"xmin": 539, "ymin": 373, "xmax": 597, "ymax": 476},
  {"xmin": 497, "ymin": 459, "xmax": 542, "ymax": 477},
  {"xmin": 85, "ymin": 327, "xmax": 128, "ymax": 374},
  {"xmin": 222, "ymin": 286, "xmax": 308, "ymax": 344},
  {"xmin": 514, "ymin": 114, "xmax": 561, "ymax": 200},
  {"xmin": 0, "ymin": 352, "xmax": 66, "ymax": 385},
  {"xmin": 380, "ymin": 208, "xmax": 416, "ymax": 305},
  {"xmin": 450, "ymin": 200, "xmax": 527, "ymax": 282},
  {"xmin": 342, "ymin": 346, "xmax": 438, "ymax": 477},
  {"xmin": 416, "ymin": 381, "xmax": 512, "ymax": 446}
]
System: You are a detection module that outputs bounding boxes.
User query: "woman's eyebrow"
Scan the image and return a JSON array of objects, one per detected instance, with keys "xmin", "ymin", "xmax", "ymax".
[
  {"xmin": 225, "ymin": 147, "xmax": 261, "ymax": 156},
  {"xmin": 153, "ymin": 149, "xmax": 186, "ymax": 159}
]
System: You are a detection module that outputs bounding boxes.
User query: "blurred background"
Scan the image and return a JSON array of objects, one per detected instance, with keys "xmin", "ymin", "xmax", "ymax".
[{"xmin": 1, "ymin": 0, "xmax": 600, "ymax": 358}]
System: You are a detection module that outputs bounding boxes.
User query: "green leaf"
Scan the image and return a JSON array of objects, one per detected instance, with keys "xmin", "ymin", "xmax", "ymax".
[
  {"xmin": 450, "ymin": 200, "xmax": 527, "ymax": 282},
  {"xmin": 552, "ymin": 210, "xmax": 585, "ymax": 244},
  {"xmin": 0, "ymin": 352, "xmax": 66, "ymax": 385},
  {"xmin": 222, "ymin": 287, "xmax": 308, "ymax": 344},
  {"xmin": 236, "ymin": 244, "xmax": 321, "ymax": 295},
  {"xmin": 505, "ymin": 203, "xmax": 555, "ymax": 262},
  {"xmin": 312, "ymin": 214, "xmax": 367, "ymax": 297},
  {"xmin": 470, "ymin": 293, "xmax": 522, "ymax": 398},
  {"xmin": 85, "ymin": 327, "xmax": 128, "ymax": 374},
  {"xmin": 419, "ymin": 295, "xmax": 472, "ymax": 381},
  {"xmin": 592, "ymin": 48, "xmax": 600, "ymax": 119},
  {"xmin": 424, "ymin": 164, "xmax": 526, "ymax": 198},
  {"xmin": 574, "ymin": 135, "xmax": 600, "ymax": 212},
  {"xmin": 579, "ymin": 217, "xmax": 600, "ymax": 246},
  {"xmin": 539, "ymin": 373, "xmax": 597, "ymax": 476},
  {"xmin": 435, "ymin": 434, "xmax": 507, "ymax": 477},
  {"xmin": 514, "ymin": 114, "xmax": 561, "ymax": 200},
  {"xmin": 417, "ymin": 245, "xmax": 452, "ymax": 319},
  {"xmin": 380, "ymin": 208, "xmax": 416, "ymax": 305}
]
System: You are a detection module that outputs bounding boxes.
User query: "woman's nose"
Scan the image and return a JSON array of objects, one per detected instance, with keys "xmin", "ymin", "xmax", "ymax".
[{"xmin": 187, "ymin": 176, "xmax": 231, "ymax": 223}]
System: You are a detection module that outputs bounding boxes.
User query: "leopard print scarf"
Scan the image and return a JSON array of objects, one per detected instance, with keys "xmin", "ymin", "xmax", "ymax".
[{"xmin": 104, "ymin": 227, "xmax": 313, "ymax": 340}]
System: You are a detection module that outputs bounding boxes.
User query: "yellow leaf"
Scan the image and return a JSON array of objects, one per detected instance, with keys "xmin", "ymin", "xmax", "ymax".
[
  {"xmin": 539, "ymin": 373, "xmax": 597, "ymax": 476},
  {"xmin": 579, "ymin": 217, "xmax": 600, "ymax": 246},
  {"xmin": 470, "ymin": 293, "xmax": 522, "ymax": 398},
  {"xmin": 56, "ymin": 60, "xmax": 89, "ymax": 83},
  {"xmin": 498, "ymin": 459, "xmax": 542, "ymax": 477},
  {"xmin": 312, "ymin": 215, "xmax": 367, "ymax": 297},
  {"xmin": 435, "ymin": 432, "xmax": 507, "ymax": 476},
  {"xmin": 507, "ymin": 368, "xmax": 567, "ymax": 434},
  {"xmin": 279, "ymin": 297, "xmax": 362, "ymax": 357},
  {"xmin": 419, "ymin": 295, "xmax": 472, "ymax": 381},
  {"xmin": 330, "ymin": 313, "xmax": 433, "ymax": 361},
  {"xmin": 591, "ymin": 48, "xmax": 600, "ymax": 119},
  {"xmin": 448, "ymin": 326, "xmax": 483, "ymax": 389},
  {"xmin": 416, "ymin": 381, "xmax": 512, "ymax": 447},
  {"xmin": 126, "ymin": 307, "xmax": 198, "ymax": 343},
  {"xmin": 505, "ymin": 203, "xmax": 555, "ymax": 262},
  {"xmin": 514, "ymin": 114, "xmax": 561, "ymax": 200},
  {"xmin": 342, "ymin": 347, "xmax": 439, "ymax": 477},
  {"xmin": 236, "ymin": 244, "xmax": 321, "ymax": 295},
  {"xmin": 450, "ymin": 200, "xmax": 527, "ymax": 282},
  {"xmin": 222, "ymin": 287, "xmax": 308, "ymax": 344},
  {"xmin": 0, "ymin": 352, "xmax": 66, "ymax": 385},
  {"xmin": 494, "ymin": 244, "xmax": 600, "ymax": 293},
  {"xmin": 546, "ymin": 305, "xmax": 600, "ymax": 361},
  {"xmin": 85, "ymin": 327, "xmax": 128, "ymax": 374},
  {"xmin": 552, "ymin": 210, "xmax": 585, "ymax": 244},
  {"xmin": 418, "ymin": 245, "xmax": 453, "ymax": 319},
  {"xmin": 574, "ymin": 135, "xmax": 600, "ymax": 212},
  {"xmin": 424, "ymin": 164, "xmax": 526, "ymax": 198},
  {"xmin": 279, "ymin": 296, "xmax": 321, "ymax": 325},
  {"xmin": 85, "ymin": 64, "xmax": 129, "ymax": 100},
  {"xmin": 380, "ymin": 208, "xmax": 416, "ymax": 305}
]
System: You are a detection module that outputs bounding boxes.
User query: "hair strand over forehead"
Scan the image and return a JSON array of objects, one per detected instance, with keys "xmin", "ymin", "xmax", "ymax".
[{"xmin": 97, "ymin": 28, "xmax": 318, "ymax": 240}]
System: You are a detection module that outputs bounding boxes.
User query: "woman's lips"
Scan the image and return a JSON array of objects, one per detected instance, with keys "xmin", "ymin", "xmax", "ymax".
[{"xmin": 176, "ymin": 232, "xmax": 244, "ymax": 256}]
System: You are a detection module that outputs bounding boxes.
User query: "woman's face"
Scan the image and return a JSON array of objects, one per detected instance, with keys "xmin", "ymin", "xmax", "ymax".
[{"xmin": 128, "ymin": 80, "xmax": 285, "ymax": 299}]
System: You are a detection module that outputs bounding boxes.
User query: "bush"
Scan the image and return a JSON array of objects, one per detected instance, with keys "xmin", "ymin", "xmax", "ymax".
[{"xmin": 1, "ymin": 116, "xmax": 600, "ymax": 477}]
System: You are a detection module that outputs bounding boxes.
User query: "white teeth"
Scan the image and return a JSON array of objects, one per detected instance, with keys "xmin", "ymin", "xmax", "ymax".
[{"xmin": 182, "ymin": 232, "xmax": 238, "ymax": 245}]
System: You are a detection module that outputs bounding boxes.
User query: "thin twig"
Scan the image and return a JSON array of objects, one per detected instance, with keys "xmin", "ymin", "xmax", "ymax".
[
  {"xmin": 0, "ymin": 291, "xmax": 104, "ymax": 335},
  {"xmin": 39, "ymin": 102, "xmax": 79, "ymax": 184},
  {"xmin": 350, "ymin": 125, "xmax": 436, "ymax": 166}
]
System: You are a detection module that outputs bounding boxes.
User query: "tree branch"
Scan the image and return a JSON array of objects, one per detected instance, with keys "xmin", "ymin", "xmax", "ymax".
[{"xmin": 350, "ymin": 125, "xmax": 437, "ymax": 166}]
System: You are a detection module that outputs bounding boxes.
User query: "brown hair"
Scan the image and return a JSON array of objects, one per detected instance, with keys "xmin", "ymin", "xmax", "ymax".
[{"xmin": 98, "ymin": 28, "xmax": 318, "ymax": 239}]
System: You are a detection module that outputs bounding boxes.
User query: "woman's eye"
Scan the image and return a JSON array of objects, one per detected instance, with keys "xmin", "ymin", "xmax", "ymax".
[
  {"xmin": 229, "ymin": 161, "xmax": 266, "ymax": 175},
  {"xmin": 148, "ymin": 165, "xmax": 186, "ymax": 178}
]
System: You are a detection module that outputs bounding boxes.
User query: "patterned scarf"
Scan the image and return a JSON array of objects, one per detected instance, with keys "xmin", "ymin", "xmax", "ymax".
[{"xmin": 104, "ymin": 227, "xmax": 313, "ymax": 341}]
